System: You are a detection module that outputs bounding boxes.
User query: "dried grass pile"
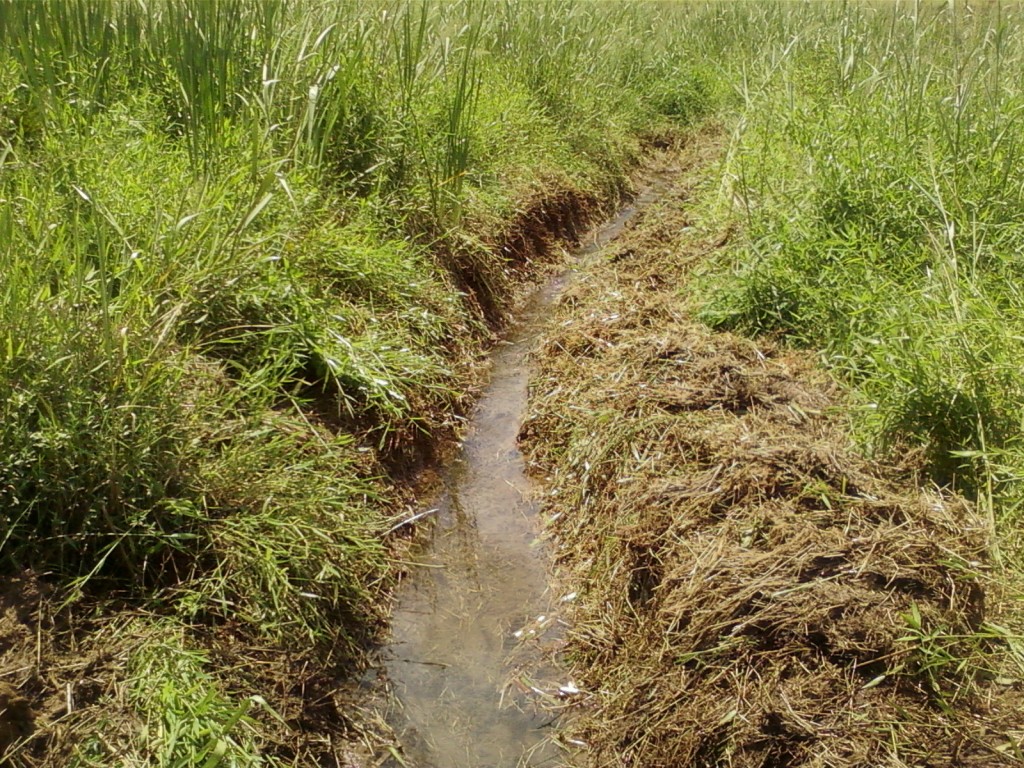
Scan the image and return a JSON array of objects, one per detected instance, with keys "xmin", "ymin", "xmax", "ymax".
[{"xmin": 520, "ymin": 138, "xmax": 1024, "ymax": 767}]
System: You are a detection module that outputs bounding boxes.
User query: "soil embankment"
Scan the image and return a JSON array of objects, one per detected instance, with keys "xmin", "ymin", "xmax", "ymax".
[
  {"xmin": 520, "ymin": 127, "xmax": 1024, "ymax": 766},
  {"xmin": 0, "ymin": 181, "xmax": 616, "ymax": 767}
]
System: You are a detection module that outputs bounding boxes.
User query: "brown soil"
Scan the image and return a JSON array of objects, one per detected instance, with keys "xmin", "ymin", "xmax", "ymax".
[
  {"xmin": 447, "ymin": 186, "xmax": 608, "ymax": 327},
  {"xmin": 0, "ymin": 574, "xmax": 122, "ymax": 767},
  {"xmin": 1, "ymin": 576, "xmax": 56, "ymax": 764},
  {"xmin": 0, "ymin": 684, "xmax": 33, "ymax": 757},
  {"xmin": 520, "ymin": 125, "xmax": 1024, "ymax": 767}
]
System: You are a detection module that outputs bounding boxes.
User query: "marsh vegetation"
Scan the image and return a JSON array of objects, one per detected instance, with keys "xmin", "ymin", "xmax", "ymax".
[{"xmin": 1, "ymin": 1, "xmax": 1023, "ymax": 766}]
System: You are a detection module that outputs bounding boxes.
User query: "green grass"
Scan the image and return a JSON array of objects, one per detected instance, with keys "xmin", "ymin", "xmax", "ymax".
[
  {"xmin": 0, "ymin": 1, "xmax": 717, "ymax": 764},
  {"xmin": 692, "ymin": 1, "xmax": 1024, "ymax": 562},
  {"xmin": 72, "ymin": 619, "xmax": 274, "ymax": 768},
  {"xmin": 18, "ymin": 0, "xmax": 1024, "ymax": 762}
]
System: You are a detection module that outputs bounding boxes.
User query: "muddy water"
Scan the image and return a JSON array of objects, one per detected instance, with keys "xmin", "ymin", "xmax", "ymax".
[{"xmin": 384, "ymin": 181, "xmax": 668, "ymax": 768}]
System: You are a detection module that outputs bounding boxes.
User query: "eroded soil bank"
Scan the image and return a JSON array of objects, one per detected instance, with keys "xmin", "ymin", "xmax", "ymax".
[
  {"xmin": 381, "ymin": 171, "xmax": 675, "ymax": 768},
  {"xmin": 0, "ymin": 146, "xmax": 662, "ymax": 767},
  {"xmin": 0, "ymin": 175, "xmax": 624, "ymax": 767},
  {"xmin": 520, "ymin": 127, "xmax": 1024, "ymax": 766}
]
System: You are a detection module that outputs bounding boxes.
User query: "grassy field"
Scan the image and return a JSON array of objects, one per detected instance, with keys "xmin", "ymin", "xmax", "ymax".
[
  {"xmin": 519, "ymin": 3, "xmax": 1024, "ymax": 763},
  {"xmin": 0, "ymin": 1, "xmax": 713, "ymax": 764},
  {"xmin": 3, "ymin": 0, "xmax": 1024, "ymax": 765},
  {"xmin": 696, "ymin": 1, "xmax": 1024, "ymax": 563}
]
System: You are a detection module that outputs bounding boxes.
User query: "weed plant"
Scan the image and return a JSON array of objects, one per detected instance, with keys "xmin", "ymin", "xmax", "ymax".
[
  {"xmin": 0, "ymin": 0, "xmax": 715, "ymax": 764},
  {"xmin": 697, "ymin": 1, "xmax": 1024, "ymax": 559}
]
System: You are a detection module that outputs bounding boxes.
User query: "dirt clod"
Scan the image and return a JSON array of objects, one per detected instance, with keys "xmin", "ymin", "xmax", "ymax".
[{"xmin": 0, "ymin": 683, "xmax": 33, "ymax": 754}]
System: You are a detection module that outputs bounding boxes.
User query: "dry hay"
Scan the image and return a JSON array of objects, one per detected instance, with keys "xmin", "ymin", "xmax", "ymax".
[{"xmin": 520, "ymin": 132, "xmax": 1024, "ymax": 767}]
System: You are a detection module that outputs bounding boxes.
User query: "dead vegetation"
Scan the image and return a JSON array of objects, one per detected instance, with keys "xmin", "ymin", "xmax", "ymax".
[{"xmin": 520, "ymin": 130, "xmax": 1024, "ymax": 767}]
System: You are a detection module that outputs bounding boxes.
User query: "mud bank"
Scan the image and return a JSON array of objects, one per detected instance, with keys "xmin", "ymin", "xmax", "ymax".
[{"xmin": 520, "ymin": 127, "xmax": 1024, "ymax": 767}]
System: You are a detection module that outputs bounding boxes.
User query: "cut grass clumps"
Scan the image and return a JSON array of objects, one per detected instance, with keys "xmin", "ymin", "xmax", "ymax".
[{"xmin": 521, "ymin": 135, "xmax": 1024, "ymax": 766}]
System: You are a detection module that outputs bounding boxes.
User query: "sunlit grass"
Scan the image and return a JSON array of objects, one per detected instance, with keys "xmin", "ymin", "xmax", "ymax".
[
  {"xmin": 6, "ymin": 0, "xmax": 1024, "ymax": 763},
  {"xmin": 695, "ymin": 1, "xmax": 1024, "ymax": 562},
  {"xmin": 0, "ymin": 1, "xmax": 716, "ymax": 764}
]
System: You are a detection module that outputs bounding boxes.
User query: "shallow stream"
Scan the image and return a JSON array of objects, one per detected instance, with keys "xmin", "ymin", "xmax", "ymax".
[{"xmin": 383, "ymin": 179, "xmax": 668, "ymax": 768}]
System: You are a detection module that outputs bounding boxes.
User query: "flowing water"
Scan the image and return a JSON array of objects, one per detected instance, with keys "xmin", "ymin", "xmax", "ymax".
[{"xmin": 383, "ymin": 179, "xmax": 669, "ymax": 768}]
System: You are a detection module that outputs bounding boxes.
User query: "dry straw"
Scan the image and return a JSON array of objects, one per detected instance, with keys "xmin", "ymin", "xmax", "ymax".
[{"xmin": 521, "ymin": 131, "xmax": 1024, "ymax": 767}]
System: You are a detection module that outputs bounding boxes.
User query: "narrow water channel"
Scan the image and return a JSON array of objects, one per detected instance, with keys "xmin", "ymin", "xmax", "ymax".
[{"xmin": 383, "ymin": 178, "xmax": 669, "ymax": 768}]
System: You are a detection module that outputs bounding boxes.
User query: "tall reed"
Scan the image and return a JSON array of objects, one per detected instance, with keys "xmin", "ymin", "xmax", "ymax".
[{"xmin": 0, "ymin": 1, "xmax": 717, "ymax": 764}]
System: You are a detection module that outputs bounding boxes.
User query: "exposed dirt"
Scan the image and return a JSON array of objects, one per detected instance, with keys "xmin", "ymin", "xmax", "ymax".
[
  {"xmin": 0, "ymin": 580, "xmax": 40, "ymax": 758},
  {"xmin": 0, "ymin": 574, "xmax": 125, "ymax": 767},
  {"xmin": 446, "ymin": 186, "xmax": 608, "ymax": 328},
  {"xmin": 520, "ymin": 125, "xmax": 1024, "ymax": 767},
  {"xmin": 0, "ymin": 684, "xmax": 33, "ymax": 757}
]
